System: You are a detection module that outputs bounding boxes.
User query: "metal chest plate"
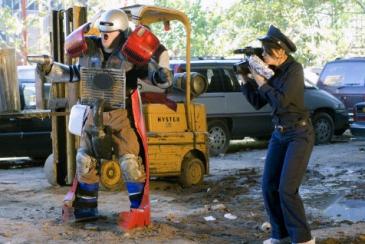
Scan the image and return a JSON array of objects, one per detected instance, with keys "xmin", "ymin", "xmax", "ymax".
[{"xmin": 80, "ymin": 67, "xmax": 126, "ymax": 109}]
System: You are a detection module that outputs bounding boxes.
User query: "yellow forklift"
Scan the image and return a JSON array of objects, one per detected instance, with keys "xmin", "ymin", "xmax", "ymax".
[{"xmin": 41, "ymin": 4, "xmax": 209, "ymax": 189}]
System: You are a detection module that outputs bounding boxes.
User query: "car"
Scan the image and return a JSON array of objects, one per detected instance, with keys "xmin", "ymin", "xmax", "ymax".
[
  {"xmin": 350, "ymin": 102, "xmax": 365, "ymax": 137},
  {"xmin": 171, "ymin": 58, "xmax": 349, "ymax": 155},
  {"xmin": 0, "ymin": 66, "xmax": 52, "ymax": 160},
  {"xmin": 317, "ymin": 57, "xmax": 365, "ymax": 115}
]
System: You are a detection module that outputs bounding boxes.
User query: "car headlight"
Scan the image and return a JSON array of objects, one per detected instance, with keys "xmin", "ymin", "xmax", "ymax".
[{"xmin": 337, "ymin": 102, "xmax": 345, "ymax": 109}]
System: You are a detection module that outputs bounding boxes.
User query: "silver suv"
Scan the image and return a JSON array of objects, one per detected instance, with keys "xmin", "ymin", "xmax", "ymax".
[{"xmin": 171, "ymin": 59, "xmax": 349, "ymax": 156}]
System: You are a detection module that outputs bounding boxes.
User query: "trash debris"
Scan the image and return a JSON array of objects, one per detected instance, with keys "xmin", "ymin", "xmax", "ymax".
[
  {"xmin": 0, "ymin": 181, "xmax": 16, "ymax": 185},
  {"xmin": 192, "ymin": 207, "xmax": 209, "ymax": 215},
  {"xmin": 166, "ymin": 212, "xmax": 179, "ymax": 222},
  {"xmin": 211, "ymin": 203, "xmax": 226, "ymax": 211},
  {"xmin": 207, "ymin": 188, "xmax": 211, "ymax": 192},
  {"xmin": 224, "ymin": 213, "xmax": 237, "ymax": 220},
  {"xmin": 261, "ymin": 221, "xmax": 271, "ymax": 232},
  {"xmin": 83, "ymin": 223, "xmax": 98, "ymax": 231},
  {"xmin": 204, "ymin": 216, "xmax": 216, "ymax": 221},
  {"xmin": 213, "ymin": 199, "xmax": 219, "ymax": 203}
]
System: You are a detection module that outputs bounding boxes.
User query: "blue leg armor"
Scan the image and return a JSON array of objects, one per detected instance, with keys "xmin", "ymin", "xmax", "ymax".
[
  {"xmin": 126, "ymin": 182, "xmax": 144, "ymax": 209},
  {"xmin": 74, "ymin": 182, "xmax": 99, "ymax": 220}
]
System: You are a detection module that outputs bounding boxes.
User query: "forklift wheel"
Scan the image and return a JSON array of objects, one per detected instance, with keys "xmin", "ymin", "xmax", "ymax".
[
  {"xmin": 100, "ymin": 160, "xmax": 124, "ymax": 191},
  {"xmin": 43, "ymin": 154, "xmax": 58, "ymax": 186},
  {"xmin": 179, "ymin": 157, "xmax": 204, "ymax": 187}
]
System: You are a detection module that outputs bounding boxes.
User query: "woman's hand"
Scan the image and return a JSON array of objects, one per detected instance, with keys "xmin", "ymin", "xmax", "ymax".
[{"xmin": 249, "ymin": 67, "xmax": 267, "ymax": 87}]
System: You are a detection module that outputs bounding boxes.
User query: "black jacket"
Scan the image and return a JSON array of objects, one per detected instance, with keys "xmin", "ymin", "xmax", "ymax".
[{"xmin": 242, "ymin": 56, "xmax": 309, "ymax": 127}]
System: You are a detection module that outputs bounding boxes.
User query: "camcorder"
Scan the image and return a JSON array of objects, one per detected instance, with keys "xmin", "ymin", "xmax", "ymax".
[
  {"xmin": 233, "ymin": 46, "xmax": 275, "ymax": 80},
  {"xmin": 233, "ymin": 47, "xmax": 263, "ymax": 75}
]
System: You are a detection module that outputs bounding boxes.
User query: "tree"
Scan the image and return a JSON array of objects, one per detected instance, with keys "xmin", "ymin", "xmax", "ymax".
[
  {"xmin": 215, "ymin": 0, "xmax": 365, "ymax": 65},
  {"xmin": 152, "ymin": 0, "xmax": 223, "ymax": 58},
  {"xmin": 0, "ymin": 7, "xmax": 22, "ymax": 51},
  {"xmin": 4, "ymin": 0, "xmax": 365, "ymax": 67}
]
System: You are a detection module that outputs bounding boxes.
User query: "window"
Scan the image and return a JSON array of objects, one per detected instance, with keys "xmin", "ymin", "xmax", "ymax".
[
  {"xmin": 223, "ymin": 69, "xmax": 240, "ymax": 92},
  {"xmin": 205, "ymin": 68, "xmax": 239, "ymax": 92},
  {"xmin": 27, "ymin": 1, "xmax": 38, "ymax": 10},
  {"xmin": 320, "ymin": 61, "xmax": 365, "ymax": 87},
  {"xmin": 21, "ymin": 81, "xmax": 36, "ymax": 109},
  {"xmin": 207, "ymin": 68, "xmax": 224, "ymax": 92}
]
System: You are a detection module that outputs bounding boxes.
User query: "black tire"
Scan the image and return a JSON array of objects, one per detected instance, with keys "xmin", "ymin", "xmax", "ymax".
[
  {"xmin": 312, "ymin": 112, "xmax": 334, "ymax": 144},
  {"xmin": 208, "ymin": 120, "xmax": 230, "ymax": 156},
  {"xmin": 254, "ymin": 135, "xmax": 271, "ymax": 141},
  {"xmin": 43, "ymin": 154, "xmax": 58, "ymax": 186},
  {"xmin": 179, "ymin": 157, "xmax": 204, "ymax": 187},
  {"xmin": 31, "ymin": 157, "xmax": 47, "ymax": 163},
  {"xmin": 334, "ymin": 128, "xmax": 347, "ymax": 136}
]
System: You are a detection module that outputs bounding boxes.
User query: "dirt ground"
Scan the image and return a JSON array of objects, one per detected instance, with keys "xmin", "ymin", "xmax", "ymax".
[{"xmin": 0, "ymin": 135, "xmax": 365, "ymax": 243}]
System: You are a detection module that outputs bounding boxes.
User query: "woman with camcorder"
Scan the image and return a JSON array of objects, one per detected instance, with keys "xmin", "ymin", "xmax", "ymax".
[{"xmin": 240, "ymin": 25, "xmax": 315, "ymax": 244}]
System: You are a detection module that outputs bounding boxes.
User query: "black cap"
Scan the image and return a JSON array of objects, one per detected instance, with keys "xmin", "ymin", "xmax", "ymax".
[{"xmin": 258, "ymin": 25, "xmax": 296, "ymax": 53}]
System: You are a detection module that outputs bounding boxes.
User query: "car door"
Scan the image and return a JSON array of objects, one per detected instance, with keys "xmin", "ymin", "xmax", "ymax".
[
  {"xmin": 0, "ymin": 115, "xmax": 24, "ymax": 158},
  {"xmin": 18, "ymin": 80, "xmax": 52, "ymax": 159},
  {"xmin": 19, "ymin": 116, "xmax": 52, "ymax": 159}
]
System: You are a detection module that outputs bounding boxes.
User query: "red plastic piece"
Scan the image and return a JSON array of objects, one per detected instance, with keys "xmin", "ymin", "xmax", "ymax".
[
  {"xmin": 65, "ymin": 22, "xmax": 91, "ymax": 58},
  {"xmin": 62, "ymin": 205, "xmax": 75, "ymax": 223},
  {"xmin": 122, "ymin": 25, "xmax": 160, "ymax": 65},
  {"xmin": 62, "ymin": 177, "xmax": 78, "ymax": 223},
  {"xmin": 118, "ymin": 89, "xmax": 151, "ymax": 231},
  {"xmin": 119, "ymin": 208, "xmax": 151, "ymax": 230}
]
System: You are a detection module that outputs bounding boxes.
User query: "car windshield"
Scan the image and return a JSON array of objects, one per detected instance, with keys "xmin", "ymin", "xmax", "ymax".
[
  {"xmin": 319, "ymin": 61, "xmax": 365, "ymax": 87},
  {"xmin": 304, "ymin": 79, "xmax": 317, "ymax": 89},
  {"xmin": 21, "ymin": 81, "xmax": 36, "ymax": 109}
]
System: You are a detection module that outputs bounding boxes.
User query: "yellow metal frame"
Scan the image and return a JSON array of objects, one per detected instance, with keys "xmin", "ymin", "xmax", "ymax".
[{"xmin": 121, "ymin": 5, "xmax": 193, "ymax": 131}]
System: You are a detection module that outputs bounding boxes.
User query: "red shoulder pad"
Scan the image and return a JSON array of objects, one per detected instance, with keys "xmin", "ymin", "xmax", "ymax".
[
  {"xmin": 122, "ymin": 25, "xmax": 160, "ymax": 65},
  {"xmin": 65, "ymin": 22, "xmax": 91, "ymax": 58}
]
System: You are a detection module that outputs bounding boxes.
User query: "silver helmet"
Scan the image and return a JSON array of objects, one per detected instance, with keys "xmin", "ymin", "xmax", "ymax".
[{"xmin": 98, "ymin": 9, "xmax": 129, "ymax": 33}]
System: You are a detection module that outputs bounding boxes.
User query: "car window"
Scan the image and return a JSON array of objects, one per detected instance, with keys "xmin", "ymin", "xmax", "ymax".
[
  {"xmin": 17, "ymin": 65, "xmax": 53, "ymax": 110},
  {"xmin": 205, "ymin": 68, "xmax": 240, "ymax": 93},
  {"xmin": 320, "ymin": 61, "xmax": 365, "ymax": 87},
  {"xmin": 304, "ymin": 79, "xmax": 317, "ymax": 89},
  {"xmin": 21, "ymin": 81, "xmax": 36, "ymax": 109},
  {"xmin": 223, "ymin": 69, "xmax": 241, "ymax": 92},
  {"xmin": 207, "ymin": 68, "xmax": 224, "ymax": 92}
]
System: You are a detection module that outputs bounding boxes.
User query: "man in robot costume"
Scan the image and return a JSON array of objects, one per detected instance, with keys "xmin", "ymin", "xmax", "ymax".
[{"xmin": 40, "ymin": 9, "xmax": 172, "ymax": 221}]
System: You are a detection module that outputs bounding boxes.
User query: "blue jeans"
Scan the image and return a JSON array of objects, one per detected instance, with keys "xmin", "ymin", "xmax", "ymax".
[{"xmin": 262, "ymin": 124, "xmax": 314, "ymax": 243}]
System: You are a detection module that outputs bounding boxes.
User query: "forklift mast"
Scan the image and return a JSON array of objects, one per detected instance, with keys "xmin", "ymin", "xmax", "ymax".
[{"xmin": 48, "ymin": 7, "xmax": 87, "ymax": 185}]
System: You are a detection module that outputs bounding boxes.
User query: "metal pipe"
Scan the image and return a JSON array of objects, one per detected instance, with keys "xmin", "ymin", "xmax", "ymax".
[
  {"xmin": 64, "ymin": 8, "xmax": 75, "ymax": 185},
  {"xmin": 65, "ymin": 6, "xmax": 87, "ymax": 184}
]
